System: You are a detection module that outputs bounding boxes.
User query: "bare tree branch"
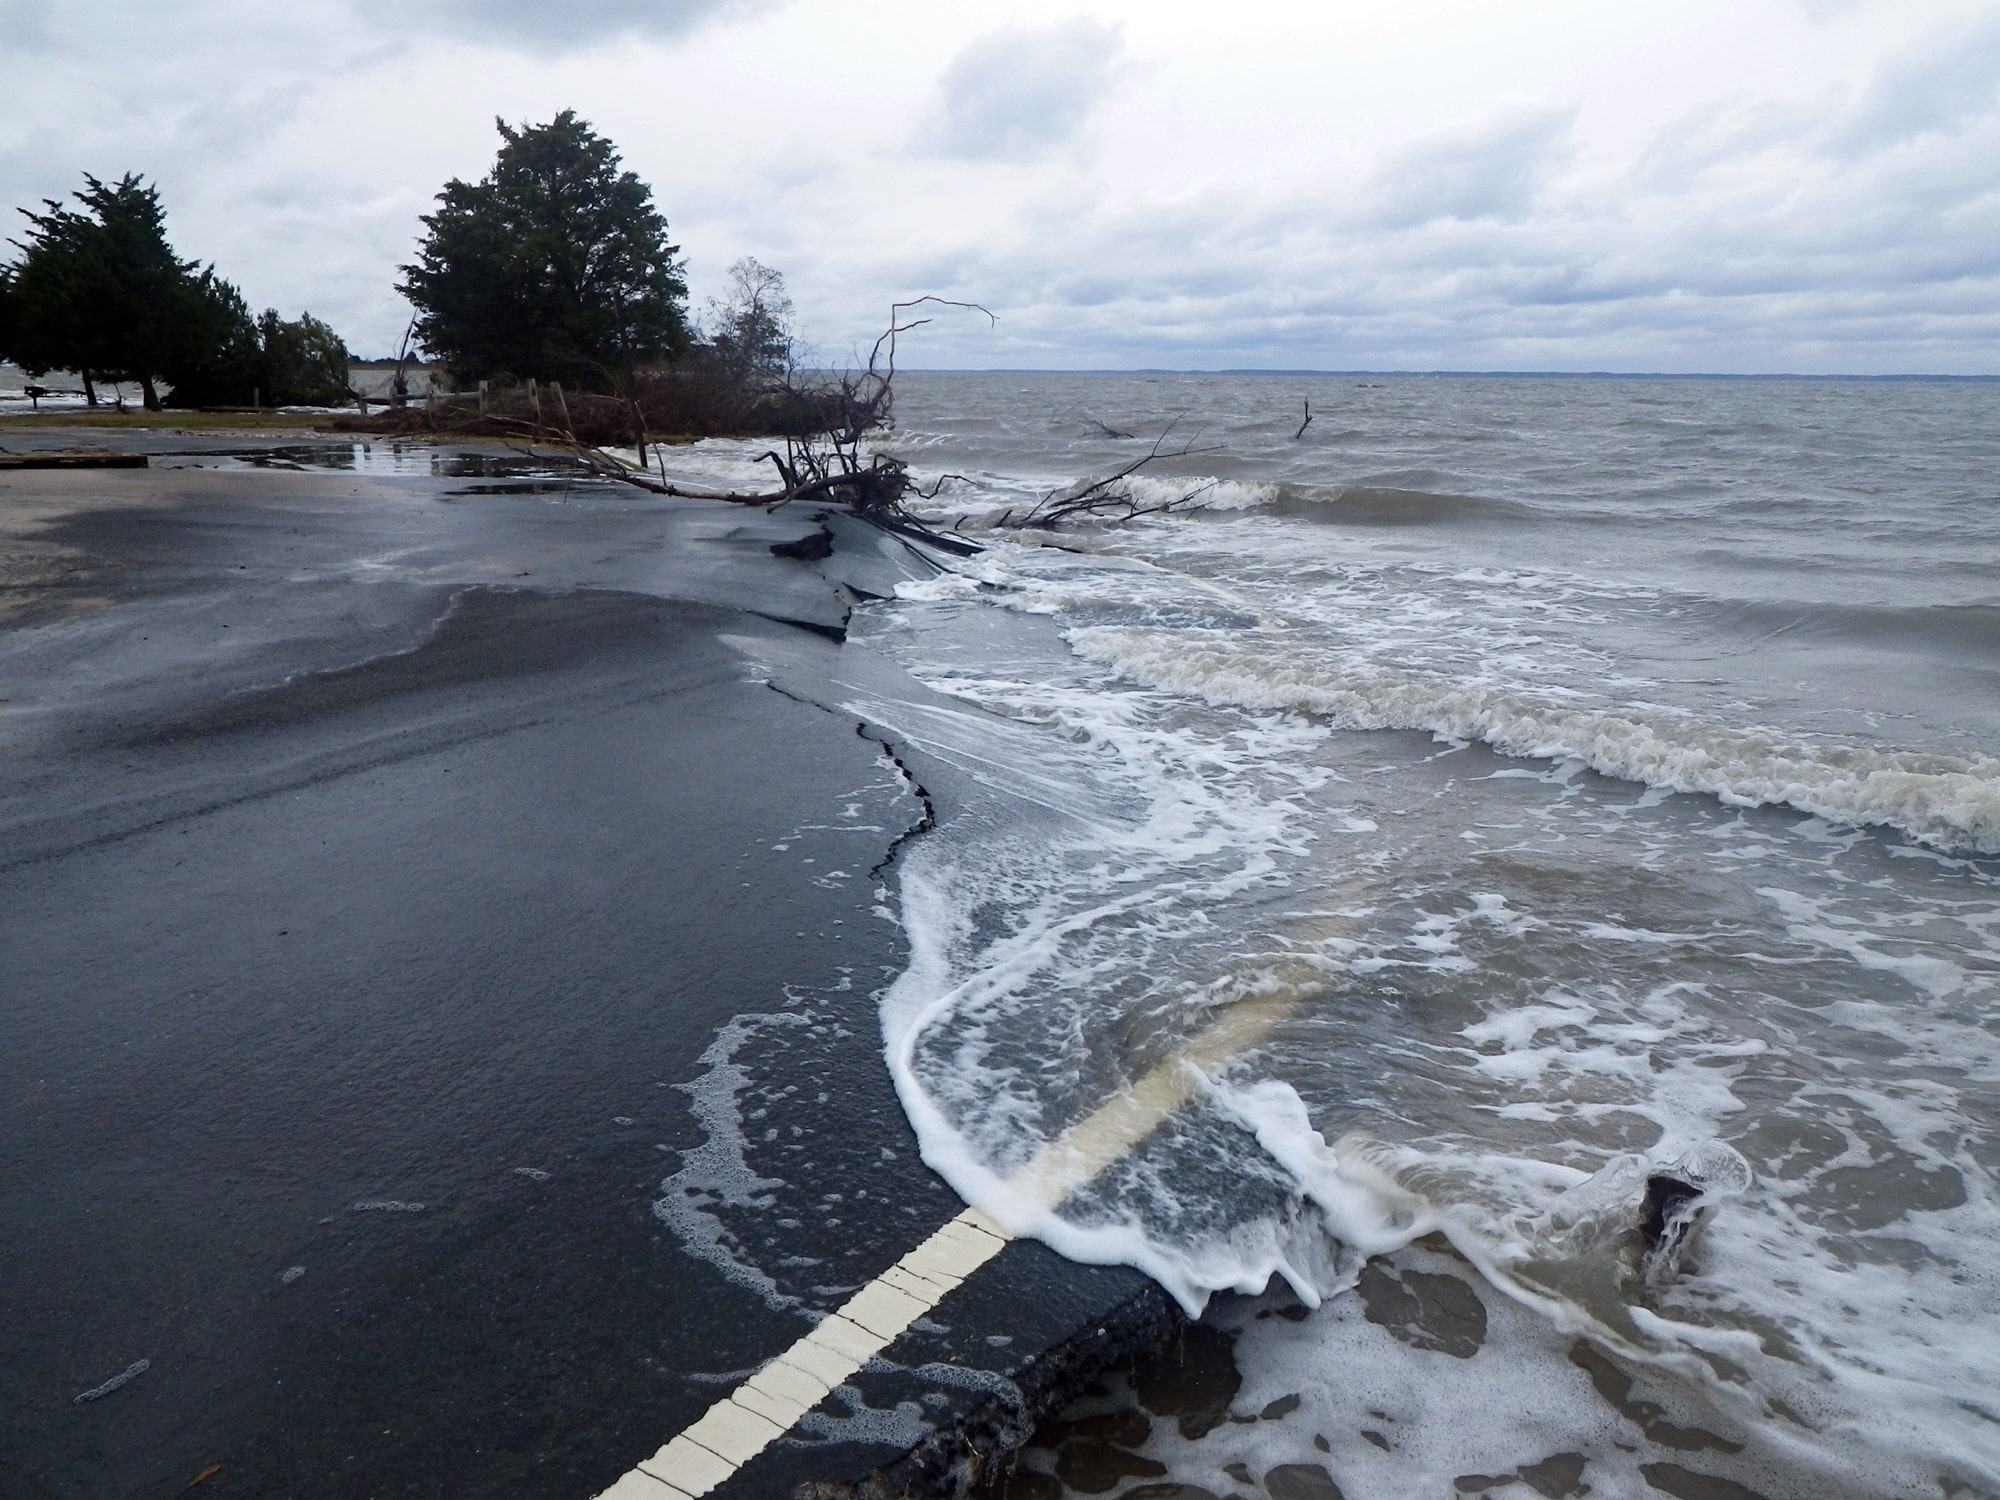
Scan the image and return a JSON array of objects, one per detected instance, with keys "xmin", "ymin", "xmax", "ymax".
[{"xmin": 992, "ymin": 419, "xmax": 1224, "ymax": 528}]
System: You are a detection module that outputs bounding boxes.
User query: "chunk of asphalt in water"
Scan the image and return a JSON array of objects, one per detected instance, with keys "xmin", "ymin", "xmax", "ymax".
[
  {"xmin": 1640, "ymin": 1173, "xmax": 1704, "ymax": 1254},
  {"xmin": 74, "ymin": 1359, "xmax": 150, "ymax": 1404},
  {"xmin": 1517, "ymin": 1451, "xmax": 1590, "ymax": 1498},
  {"xmin": 770, "ymin": 529, "xmax": 834, "ymax": 561},
  {"xmin": 1355, "ymin": 1261, "xmax": 1488, "ymax": 1359},
  {"xmin": 1130, "ymin": 1321, "xmax": 1243, "ymax": 1439},
  {"xmin": 1264, "ymin": 1462, "xmax": 1347, "ymax": 1500}
]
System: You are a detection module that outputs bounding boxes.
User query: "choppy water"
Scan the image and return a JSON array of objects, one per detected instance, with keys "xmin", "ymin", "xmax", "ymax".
[{"xmin": 702, "ymin": 373, "xmax": 2000, "ymax": 1498}]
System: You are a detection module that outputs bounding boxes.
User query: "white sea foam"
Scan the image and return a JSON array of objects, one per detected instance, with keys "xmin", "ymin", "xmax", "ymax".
[
  {"xmin": 653, "ymin": 1011, "xmax": 808, "ymax": 1312},
  {"xmin": 1069, "ymin": 625, "xmax": 2000, "ymax": 853},
  {"xmin": 1101, "ymin": 473, "xmax": 1281, "ymax": 512},
  {"xmin": 855, "ymin": 374, "xmax": 2000, "ymax": 1496}
]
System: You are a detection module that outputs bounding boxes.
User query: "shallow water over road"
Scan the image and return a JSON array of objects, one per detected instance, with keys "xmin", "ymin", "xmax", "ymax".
[{"xmin": 832, "ymin": 373, "xmax": 2000, "ymax": 1498}]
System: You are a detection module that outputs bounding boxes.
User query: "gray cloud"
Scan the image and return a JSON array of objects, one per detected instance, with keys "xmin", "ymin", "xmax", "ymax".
[
  {"xmin": 0, "ymin": 0, "xmax": 51, "ymax": 49},
  {"xmin": 918, "ymin": 19, "xmax": 1122, "ymax": 162},
  {"xmin": 1821, "ymin": 13, "xmax": 2000, "ymax": 156},
  {"xmin": 351, "ymin": 0, "xmax": 779, "ymax": 52},
  {"xmin": 1364, "ymin": 111, "xmax": 1573, "ymax": 227},
  {"xmin": 2, "ymin": 2, "xmax": 1993, "ymax": 373}
]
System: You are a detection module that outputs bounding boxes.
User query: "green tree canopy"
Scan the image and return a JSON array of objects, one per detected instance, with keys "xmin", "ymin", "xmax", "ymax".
[
  {"xmin": 254, "ymin": 310, "xmax": 352, "ymax": 406},
  {"xmin": 0, "ymin": 173, "xmax": 341, "ymax": 411},
  {"xmin": 5, "ymin": 174, "xmax": 204, "ymax": 408},
  {"xmin": 398, "ymin": 111, "xmax": 689, "ymax": 388}
]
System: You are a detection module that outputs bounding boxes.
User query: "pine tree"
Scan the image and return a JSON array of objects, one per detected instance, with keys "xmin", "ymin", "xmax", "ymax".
[
  {"xmin": 0, "ymin": 173, "xmax": 260, "ymax": 410},
  {"xmin": 398, "ymin": 111, "xmax": 689, "ymax": 387}
]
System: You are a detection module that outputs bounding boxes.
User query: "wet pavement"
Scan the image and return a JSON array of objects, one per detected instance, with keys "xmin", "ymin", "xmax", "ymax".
[{"xmin": 0, "ymin": 434, "xmax": 1168, "ymax": 1500}]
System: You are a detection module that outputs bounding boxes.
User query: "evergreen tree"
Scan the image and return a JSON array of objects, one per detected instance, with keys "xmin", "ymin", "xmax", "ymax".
[
  {"xmin": 156, "ymin": 270, "xmax": 260, "ymax": 408},
  {"xmin": 398, "ymin": 111, "xmax": 689, "ymax": 387},
  {"xmin": 254, "ymin": 310, "xmax": 351, "ymax": 406},
  {"xmin": 5, "ymin": 175, "xmax": 190, "ymax": 408},
  {"xmin": 2, "ymin": 173, "xmax": 355, "ymax": 410},
  {"xmin": 0, "ymin": 173, "xmax": 277, "ymax": 410}
]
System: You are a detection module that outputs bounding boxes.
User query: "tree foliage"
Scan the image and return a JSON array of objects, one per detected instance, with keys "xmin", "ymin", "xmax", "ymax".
[
  {"xmin": 0, "ymin": 172, "xmax": 350, "ymax": 409},
  {"xmin": 254, "ymin": 310, "xmax": 352, "ymax": 406},
  {"xmin": 398, "ymin": 111, "xmax": 689, "ymax": 388},
  {"xmin": 704, "ymin": 257, "xmax": 797, "ymax": 381},
  {"xmin": 4, "ymin": 174, "xmax": 192, "ymax": 407}
]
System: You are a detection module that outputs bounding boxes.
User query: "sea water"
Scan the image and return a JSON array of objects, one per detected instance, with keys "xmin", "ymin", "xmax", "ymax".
[{"xmin": 702, "ymin": 372, "xmax": 2000, "ymax": 1497}]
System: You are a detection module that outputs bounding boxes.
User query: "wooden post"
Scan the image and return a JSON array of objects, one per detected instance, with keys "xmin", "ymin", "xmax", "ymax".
[
  {"xmin": 551, "ymin": 381, "xmax": 571, "ymax": 435},
  {"xmin": 527, "ymin": 378, "xmax": 541, "ymax": 424},
  {"xmin": 478, "ymin": 380, "xmax": 489, "ymax": 417}
]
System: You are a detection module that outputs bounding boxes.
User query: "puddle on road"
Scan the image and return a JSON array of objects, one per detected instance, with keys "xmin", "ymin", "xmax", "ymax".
[{"xmin": 166, "ymin": 442, "xmax": 592, "ymax": 483}]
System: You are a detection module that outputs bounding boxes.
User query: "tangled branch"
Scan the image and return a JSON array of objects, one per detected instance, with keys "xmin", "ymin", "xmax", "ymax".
[
  {"xmin": 992, "ymin": 420, "xmax": 1224, "ymax": 528},
  {"xmin": 548, "ymin": 295, "xmax": 996, "ymax": 522}
]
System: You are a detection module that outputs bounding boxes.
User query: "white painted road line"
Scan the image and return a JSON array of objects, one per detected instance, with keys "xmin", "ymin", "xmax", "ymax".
[
  {"xmin": 597, "ymin": 1206, "xmax": 1009, "ymax": 1499},
  {"xmin": 593, "ymin": 948, "xmax": 1340, "ymax": 1498}
]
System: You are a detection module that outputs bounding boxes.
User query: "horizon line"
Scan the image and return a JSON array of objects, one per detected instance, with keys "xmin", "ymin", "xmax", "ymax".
[{"xmin": 884, "ymin": 367, "xmax": 2000, "ymax": 382}]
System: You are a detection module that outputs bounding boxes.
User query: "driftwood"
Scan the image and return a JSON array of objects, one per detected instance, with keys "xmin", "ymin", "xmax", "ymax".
[
  {"xmin": 1294, "ymin": 400, "xmax": 1313, "ymax": 440},
  {"xmin": 991, "ymin": 421, "xmax": 1222, "ymax": 528},
  {"xmin": 549, "ymin": 295, "xmax": 994, "ymax": 519}
]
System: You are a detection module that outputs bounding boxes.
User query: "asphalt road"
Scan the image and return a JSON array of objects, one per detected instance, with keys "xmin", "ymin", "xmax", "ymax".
[{"xmin": 0, "ymin": 440, "xmax": 1165, "ymax": 1500}]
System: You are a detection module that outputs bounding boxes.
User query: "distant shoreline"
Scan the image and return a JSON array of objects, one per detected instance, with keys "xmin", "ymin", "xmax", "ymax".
[{"xmin": 891, "ymin": 368, "xmax": 2000, "ymax": 382}]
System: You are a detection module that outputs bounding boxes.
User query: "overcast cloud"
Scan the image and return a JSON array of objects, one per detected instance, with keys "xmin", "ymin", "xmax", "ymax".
[
  {"xmin": 353, "ymin": 0, "xmax": 780, "ymax": 52},
  {"xmin": 917, "ymin": 21, "xmax": 1124, "ymax": 161},
  {"xmin": 1, "ymin": 0, "xmax": 1993, "ymax": 372}
]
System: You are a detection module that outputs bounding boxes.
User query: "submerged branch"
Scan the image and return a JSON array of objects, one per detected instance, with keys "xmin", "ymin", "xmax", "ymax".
[{"xmin": 992, "ymin": 419, "xmax": 1224, "ymax": 528}]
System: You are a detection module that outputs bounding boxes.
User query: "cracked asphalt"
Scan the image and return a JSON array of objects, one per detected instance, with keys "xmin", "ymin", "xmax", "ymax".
[{"xmin": 0, "ymin": 437, "xmax": 1164, "ymax": 1500}]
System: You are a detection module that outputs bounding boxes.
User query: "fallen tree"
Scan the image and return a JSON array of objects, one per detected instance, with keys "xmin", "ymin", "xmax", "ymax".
[
  {"xmin": 508, "ymin": 296, "xmax": 992, "ymax": 522},
  {"xmin": 989, "ymin": 420, "xmax": 1223, "ymax": 528}
]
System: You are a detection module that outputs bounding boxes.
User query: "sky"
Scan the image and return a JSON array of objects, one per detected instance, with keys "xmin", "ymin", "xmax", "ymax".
[{"xmin": 2, "ymin": 0, "xmax": 1996, "ymax": 373}]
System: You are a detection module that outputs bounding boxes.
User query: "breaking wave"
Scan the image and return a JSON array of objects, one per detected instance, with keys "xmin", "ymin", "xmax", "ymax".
[{"xmin": 1070, "ymin": 626, "xmax": 2000, "ymax": 853}]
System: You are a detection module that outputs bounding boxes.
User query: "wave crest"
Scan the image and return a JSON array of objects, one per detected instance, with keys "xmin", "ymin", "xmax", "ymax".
[{"xmin": 1070, "ymin": 627, "xmax": 2000, "ymax": 854}]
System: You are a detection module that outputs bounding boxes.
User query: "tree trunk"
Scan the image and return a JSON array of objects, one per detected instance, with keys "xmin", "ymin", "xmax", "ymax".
[
  {"xmin": 82, "ymin": 371, "xmax": 98, "ymax": 408},
  {"xmin": 140, "ymin": 375, "xmax": 160, "ymax": 412}
]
